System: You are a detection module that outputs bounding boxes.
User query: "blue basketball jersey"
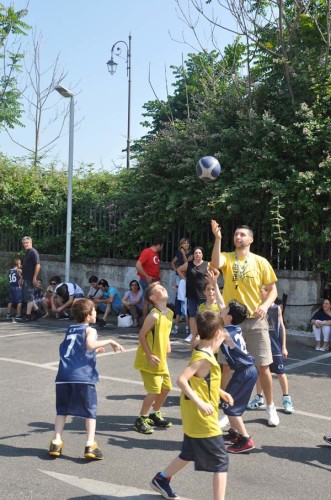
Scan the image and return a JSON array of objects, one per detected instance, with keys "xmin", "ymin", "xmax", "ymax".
[
  {"xmin": 221, "ymin": 324, "xmax": 255, "ymax": 371},
  {"xmin": 56, "ymin": 324, "xmax": 98, "ymax": 384},
  {"xmin": 8, "ymin": 268, "xmax": 20, "ymax": 288},
  {"xmin": 267, "ymin": 304, "xmax": 283, "ymax": 356}
]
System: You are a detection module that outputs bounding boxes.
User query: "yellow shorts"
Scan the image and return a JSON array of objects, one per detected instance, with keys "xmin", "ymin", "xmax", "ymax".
[{"xmin": 140, "ymin": 370, "xmax": 172, "ymax": 394}]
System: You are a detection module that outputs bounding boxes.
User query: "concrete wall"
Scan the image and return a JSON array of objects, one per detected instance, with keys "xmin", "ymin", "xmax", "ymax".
[{"xmin": 0, "ymin": 253, "xmax": 322, "ymax": 328}]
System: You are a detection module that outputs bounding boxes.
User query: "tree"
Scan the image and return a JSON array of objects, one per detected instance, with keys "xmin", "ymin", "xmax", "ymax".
[{"xmin": 0, "ymin": 3, "xmax": 29, "ymax": 129}]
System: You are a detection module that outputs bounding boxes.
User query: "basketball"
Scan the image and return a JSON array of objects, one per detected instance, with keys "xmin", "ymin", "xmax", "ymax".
[{"xmin": 195, "ymin": 156, "xmax": 221, "ymax": 181}]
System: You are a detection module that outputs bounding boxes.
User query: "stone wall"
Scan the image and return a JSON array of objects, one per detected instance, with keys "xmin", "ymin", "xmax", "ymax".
[{"xmin": 0, "ymin": 253, "xmax": 322, "ymax": 328}]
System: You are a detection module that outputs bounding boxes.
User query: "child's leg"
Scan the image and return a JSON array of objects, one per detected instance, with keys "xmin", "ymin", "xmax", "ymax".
[
  {"xmin": 140, "ymin": 393, "xmax": 157, "ymax": 416},
  {"xmin": 153, "ymin": 389, "xmax": 170, "ymax": 412},
  {"xmin": 228, "ymin": 415, "xmax": 249, "ymax": 437},
  {"xmin": 213, "ymin": 472, "xmax": 227, "ymax": 500},
  {"xmin": 277, "ymin": 373, "xmax": 289, "ymax": 395},
  {"xmin": 53, "ymin": 415, "xmax": 66, "ymax": 442},
  {"xmin": 163, "ymin": 456, "xmax": 189, "ymax": 477},
  {"xmin": 256, "ymin": 377, "xmax": 263, "ymax": 395},
  {"xmin": 17, "ymin": 302, "xmax": 22, "ymax": 315},
  {"xmin": 85, "ymin": 418, "xmax": 96, "ymax": 445}
]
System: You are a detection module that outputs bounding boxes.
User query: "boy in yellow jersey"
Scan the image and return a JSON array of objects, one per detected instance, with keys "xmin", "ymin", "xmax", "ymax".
[
  {"xmin": 134, "ymin": 282, "xmax": 174, "ymax": 434},
  {"xmin": 151, "ymin": 310, "xmax": 233, "ymax": 500}
]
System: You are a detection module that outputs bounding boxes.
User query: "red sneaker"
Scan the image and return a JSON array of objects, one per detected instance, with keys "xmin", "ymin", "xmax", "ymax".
[{"xmin": 227, "ymin": 437, "xmax": 255, "ymax": 454}]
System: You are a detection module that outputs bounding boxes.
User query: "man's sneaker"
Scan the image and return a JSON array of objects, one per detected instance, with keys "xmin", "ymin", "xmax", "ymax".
[
  {"xmin": 149, "ymin": 411, "xmax": 172, "ymax": 428},
  {"xmin": 222, "ymin": 427, "xmax": 240, "ymax": 443},
  {"xmin": 133, "ymin": 416, "xmax": 154, "ymax": 434},
  {"xmin": 227, "ymin": 437, "xmax": 256, "ymax": 454},
  {"xmin": 98, "ymin": 319, "xmax": 106, "ymax": 328},
  {"xmin": 49, "ymin": 440, "xmax": 63, "ymax": 457},
  {"xmin": 283, "ymin": 396, "xmax": 294, "ymax": 414},
  {"xmin": 247, "ymin": 394, "xmax": 266, "ymax": 410},
  {"xmin": 184, "ymin": 333, "xmax": 192, "ymax": 343},
  {"xmin": 171, "ymin": 326, "xmax": 178, "ymax": 335},
  {"xmin": 150, "ymin": 473, "xmax": 180, "ymax": 499},
  {"xmin": 5, "ymin": 313, "xmax": 12, "ymax": 319},
  {"xmin": 21, "ymin": 315, "xmax": 32, "ymax": 322},
  {"xmin": 84, "ymin": 442, "xmax": 104, "ymax": 460},
  {"xmin": 266, "ymin": 404, "xmax": 280, "ymax": 427},
  {"xmin": 15, "ymin": 314, "xmax": 22, "ymax": 320},
  {"xmin": 218, "ymin": 413, "xmax": 230, "ymax": 429},
  {"xmin": 323, "ymin": 435, "xmax": 331, "ymax": 445},
  {"xmin": 33, "ymin": 309, "xmax": 44, "ymax": 320}
]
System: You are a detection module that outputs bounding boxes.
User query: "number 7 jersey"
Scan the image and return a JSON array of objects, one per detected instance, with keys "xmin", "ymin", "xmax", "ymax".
[{"xmin": 55, "ymin": 324, "xmax": 98, "ymax": 384}]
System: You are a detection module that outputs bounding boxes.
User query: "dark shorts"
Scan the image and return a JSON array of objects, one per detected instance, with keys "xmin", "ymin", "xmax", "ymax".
[
  {"xmin": 221, "ymin": 364, "xmax": 258, "ymax": 416},
  {"xmin": 56, "ymin": 383, "xmax": 97, "ymax": 419},
  {"xmin": 179, "ymin": 433, "xmax": 228, "ymax": 472},
  {"xmin": 187, "ymin": 298, "xmax": 206, "ymax": 318},
  {"xmin": 9, "ymin": 287, "xmax": 22, "ymax": 304},
  {"xmin": 22, "ymin": 280, "xmax": 35, "ymax": 303},
  {"xmin": 270, "ymin": 354, "xmax": 285, "ymax": 374}
]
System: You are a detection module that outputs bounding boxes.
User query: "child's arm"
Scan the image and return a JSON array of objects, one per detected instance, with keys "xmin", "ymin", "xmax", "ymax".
[
  {"xmin": 138, "ymin": 312, "xmax": 160, "ymax": 366},
  {"xmin": 219, "ymin": 388, "xmax": 234, "ymax": 407},
  {"xmin": 167, "ymin": 340, "xmax": 171, "ymax": 354},
  {"xmin": 206, "ymin": 269, "xmax": 225, "ymax": 309},
  {"xmin": 177, "ymin": 359, "xmax": 216, "ymax": 415},
  {"xmin": 278, "ymin": 305, "xmax": 288, "ymax": 360},
  {"xmin": 86, "ymin": 327, "xmax": 125, "ymax": 353}
]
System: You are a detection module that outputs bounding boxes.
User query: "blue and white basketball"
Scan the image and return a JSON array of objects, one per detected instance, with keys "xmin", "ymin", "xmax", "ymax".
[{"xmin": 196, "ymin": 156, "xmax": 221, "ymax": 182}]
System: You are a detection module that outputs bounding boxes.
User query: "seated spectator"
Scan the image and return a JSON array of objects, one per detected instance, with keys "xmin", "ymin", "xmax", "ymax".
[
  {"xmin": 121, "ymin": 279, "xmax": 144, "ymax": 327},
  {"xmin": 41, "ymin": 276, "xmax": 61, "ymax": 318},
  {"xmin": 34, "ymin": 279, "xmax": 44, "ymax": 308},
  {"xmin": 310, "ymin": 298, "xmax": 331, "ymax": 351},
  {"xmin": 51, "ymin": 282, "xmax": 84, "ymax": 320},
  {"xmin": 87, "ymin": 275, "xmax": 105, "ymax": 313},
  {"xmin": 94, "ymin": 279, "xmax": 122, "ymax": 328}
]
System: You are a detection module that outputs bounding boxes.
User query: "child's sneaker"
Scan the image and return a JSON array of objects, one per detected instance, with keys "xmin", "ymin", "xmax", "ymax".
[
  {"xmin": 227, "ymin": 436, "xmax": 255, "ymax": 454},
  {"xmin": 84, "ymin": 442, "xmax": 104, "ymax": 460},
  {"xmin": 149, "ymin": 411, "xmax": 172, "ymax": 428},
  {"xmin": 150, "ymin": 473, "xmax": 180, "ymax": 499},
  {"xmin": 49, "ymin": 440, "xmax": 64, "ymax": 457},
  {"xmin": 133, "ymin": 416, "xmax": 154, "ymax": 434},
  {"xmin": 222, "ymin": 427, "xmax": 240, "ymax": 443},
  {"xmin": 283, "ymin": 395, "xmax": 294, "ymax": 414},
  {"xmin": 247, "ymin": 394, "xmax": 266, "ymax": 410},
  {"xmin": 171, "ymin": 325, "xmax": 178, "ymax": 335},
  {"xmin": 323, "ymin": 435, "xmax": 331, "ymax": 445},
  {"xmin": 5, "ymin": 313, "xmax": 12, "ymax": 319}
]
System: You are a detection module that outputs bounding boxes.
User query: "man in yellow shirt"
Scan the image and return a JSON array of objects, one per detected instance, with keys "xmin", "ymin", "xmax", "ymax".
[{"xmin": 211, "ymin": 220, "xmax": 279, "ymax": 427}]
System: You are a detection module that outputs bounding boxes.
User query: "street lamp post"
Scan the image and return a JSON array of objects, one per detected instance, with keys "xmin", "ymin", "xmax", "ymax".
[
  {"xmin": 54, "ymin": 85, "xmax": 74, "ymax": 282},
  {"xmin": 106, "ymin": 34, "xmax": 132, "ymax": 169}
]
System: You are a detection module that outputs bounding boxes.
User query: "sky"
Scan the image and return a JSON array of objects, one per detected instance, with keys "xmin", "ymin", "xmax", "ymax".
[{"xmin": 1, "ymin": 0, "xmax": 237, "ymax": 171}]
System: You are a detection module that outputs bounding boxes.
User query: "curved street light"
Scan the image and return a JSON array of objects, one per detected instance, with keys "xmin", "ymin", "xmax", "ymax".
[{"xmin": 106, "ymin": 34, "xmax": 132, "ymax": 169}]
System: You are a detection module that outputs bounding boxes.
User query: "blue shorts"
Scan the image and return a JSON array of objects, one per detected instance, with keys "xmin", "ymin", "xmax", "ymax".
[
  {"xmin": 56, "ymin": 383, "xmax": 97, "ymax": 419},
  {"xmin": 179, "ymin": 433, "xmax": 228, "ymax": 472},
  {"xmin": 221, "ymin": 364, "xmax": 258, "ymax": 416},
  {"xmin": 174, "ymin": 296, "xmax": 182, "ymax": 316},
  {"xmin": 187, "ymin": 298, "xmax": 205, "ymax": 318},
  {"xmin": 9, "ymin": 286, "xmax": 22, "ymax": 304},
  {"xmin": 270, "ymin": 354, "xmax": 285, "ymax": 374}
]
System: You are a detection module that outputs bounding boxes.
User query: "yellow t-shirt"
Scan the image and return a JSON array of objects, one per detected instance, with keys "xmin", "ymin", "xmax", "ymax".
[
  {"xmin": 198, "ymin": 302, "xmax": 221, "ymax": 313},
  {"xmin": 134, "ymin": 307, "xmax": 173, "ymax": 375},
  {"xmin": 180, "ymin": 348, "xmax": 221, "ymax": 438},
  {"xmin": 221, "ymin": 251, "xmax": 277, "ymax": 316}
]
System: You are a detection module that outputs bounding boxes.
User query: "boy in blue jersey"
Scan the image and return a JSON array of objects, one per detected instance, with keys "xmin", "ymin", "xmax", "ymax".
[
  {"xmin": 6, "ymin": 258, "xmax": 22, "ymax": 319},
  {"xmin": 219, "ymin": 300, "xmax": 259, "ymax": 453},
  {"xmin": 49, "ymin": 298, "xmax": 125, "ymax": 460},
  {"xmin": 247, "ymin": 287, "xmax": 294, "ymax": 414}
]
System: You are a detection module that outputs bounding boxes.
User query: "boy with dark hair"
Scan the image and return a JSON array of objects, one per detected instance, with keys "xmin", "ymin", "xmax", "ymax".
[
  {"xmin": 219, "ymin": 299, "xmax": 258, "ymax": 453},
  {"xmin": 151, "ymin": 310, "xmax": 233, "ymax": 500},
  {"xmin": 133, "ymin": 282, "xmax": 173, "ymax": 435},
  {"xmin": 49, "ymin": 298, "xmax": 125, "ymax": 460},
  {"xmin": 6, "ymin": 258, "xmax": 22, "ymax": 319}
]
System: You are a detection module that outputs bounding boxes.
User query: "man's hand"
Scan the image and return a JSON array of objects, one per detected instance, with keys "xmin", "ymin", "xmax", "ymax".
[{"xmin": 211, "ymin": 220, "xmax": 222, "ymax": 239}]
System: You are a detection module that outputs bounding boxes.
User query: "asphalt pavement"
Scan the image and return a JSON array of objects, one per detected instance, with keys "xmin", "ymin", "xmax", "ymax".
[{"xmin": 0, "ymin": 317, "xmax": 330, "ymax": 500}]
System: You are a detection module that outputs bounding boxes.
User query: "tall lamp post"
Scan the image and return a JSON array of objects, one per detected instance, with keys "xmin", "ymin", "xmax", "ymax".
[
  {"xmin": 54, "ymin": 85, "xmax": 74, "ymax": 282},
  {"xmin": 107, "ymin": 34, "xmax": 131, "ymax": 169}
]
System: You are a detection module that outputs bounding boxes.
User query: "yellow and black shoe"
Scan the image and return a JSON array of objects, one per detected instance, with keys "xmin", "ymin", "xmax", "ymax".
[
  {"xmin": 49, "ymin": 440, "xmax": 63, "ymax": 457},
  {"xmin": 84, "ymin": 442, "xmax": 104, "ymax": 460}
]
